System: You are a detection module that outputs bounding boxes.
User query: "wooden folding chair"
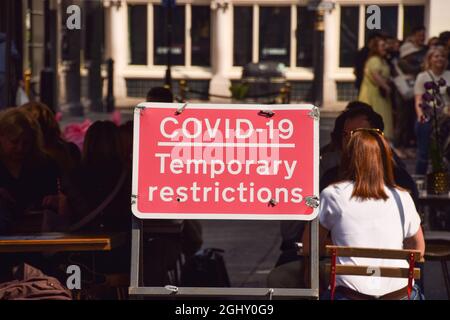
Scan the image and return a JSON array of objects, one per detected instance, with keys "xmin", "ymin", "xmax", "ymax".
[{"xmin": 326, "ymin": 245, "xmax": 422, "ymax": 300}]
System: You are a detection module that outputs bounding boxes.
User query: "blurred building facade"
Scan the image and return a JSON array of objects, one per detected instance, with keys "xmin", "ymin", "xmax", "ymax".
[{"xmin": 1, "ymin": 0, "xmax": 449, "ymax": 111}]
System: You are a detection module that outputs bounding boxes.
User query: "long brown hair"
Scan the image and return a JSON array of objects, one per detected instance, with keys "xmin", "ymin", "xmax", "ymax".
[
  {"xmin": 19, "ymin": 101, "xmax": 80, "ymax": 172},
  {"xmin": 340, "ymin": 129, "xmax": 396, "ymax": 200}
]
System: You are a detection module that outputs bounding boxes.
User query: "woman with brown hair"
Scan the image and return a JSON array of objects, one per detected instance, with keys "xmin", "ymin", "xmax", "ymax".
[
  {"xmin": 317, "ymin": 129, "xmax": 425, "ymax": 299},
  {"xmin": 413, "ymin": 45, "xmax": 450, "ymax": 174},
  {"xmin": 64, "ymin": 120, "xmax": 129, "ymax": 233},
  {"xmin": 358, "ymin": 37, "xmax": 394, "ymax": 139}
]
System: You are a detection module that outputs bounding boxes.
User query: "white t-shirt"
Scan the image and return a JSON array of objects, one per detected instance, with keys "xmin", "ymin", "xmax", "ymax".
[{"xmin": 319, "ymin": 181, "xmax": 421, "ymax": 296}]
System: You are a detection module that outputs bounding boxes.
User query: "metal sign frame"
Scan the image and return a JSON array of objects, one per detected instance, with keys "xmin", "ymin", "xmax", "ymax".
[{"xmin": 129, "ymin": 103, "xmax": 320, "ymax": 299}]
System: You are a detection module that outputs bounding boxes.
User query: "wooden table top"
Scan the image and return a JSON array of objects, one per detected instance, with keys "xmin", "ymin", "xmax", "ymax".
[{"xmin": 0, "ymin": 233, "xmax": 126, "ymax": 253}]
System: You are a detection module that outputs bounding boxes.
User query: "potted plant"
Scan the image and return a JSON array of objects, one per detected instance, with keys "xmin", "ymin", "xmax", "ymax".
[{"xmin": 420, "ymin": 79, "xmax": 450, "ymax": 194}]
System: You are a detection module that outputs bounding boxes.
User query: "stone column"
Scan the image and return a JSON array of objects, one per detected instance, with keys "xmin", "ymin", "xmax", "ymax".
[
  {"xmin": 311, "ymin": 5, "xmax": 325, "ymax": 107},
  {"xmin": 108, "ymin": 0, "xmax": 127, "ymax": 101},
  {"xmin": 209, "ymin": 1, "xmax": 232, "ymax": 100},
  {"xmin": 427, "ymin": 0, "xmax": 450, "ymax": 38}
]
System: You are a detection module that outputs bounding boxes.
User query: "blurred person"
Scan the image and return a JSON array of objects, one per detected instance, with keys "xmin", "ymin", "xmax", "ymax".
[
  {"xmin": 304, "ymin": 129, "xmax": 425, "ymax": 300},
  {"xmin": 398, "ymin": 26, "xmax": 427, "ymax": 76},
  {"xmin": 54, "ymin": 121, "xmax": 131, "ymax": 282},
  {"xmin": 438, "ymin": 31, "xmax": 450, "ymax": 69},
  {"xmin": 385, "ymin": 36, "xmax": 410, "ymax": 158},
  {"xmin": 320, "ymin": 101, "xmax": 384, "ymax": 177},
  {"xmin": 320, "ymin": 106, "xmax": 418, "ymax": 202},
  {"xmin": 19, "ymin": 102, "xmax": 81, "ymax": 175},
  {"xmin": 64, "ymin": 120, "xmax": 129, "ymax": 232},
  {"xmin": 358, "ymin": 37, "xmax": 394, "ymax": 139},
  {"xmin": 0, "ymin": 108, "xmax": 58, "ymax": 234},
  {"xmin": 391, "ymin": 27, "xmax": 428, "ymax": 154},
  {"xmin": 414, "ymin": 46, "xmax": 450, "ymax": 174},
  {"xmin": 119, "ymin": 120, "xmax": 133, "ymax": 169},
  {"xmin": 354, "ymin": 32, "xmax": 384, "ymax": 93},
  {"xmin": 386, "ymin": 36, "xmax": 401, "ymax": 67}
]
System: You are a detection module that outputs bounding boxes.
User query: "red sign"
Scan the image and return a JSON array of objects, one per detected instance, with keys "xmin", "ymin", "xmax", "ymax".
[{"xmin": 132, "ymin": 103, "xmax": 319, "ymax": 220}]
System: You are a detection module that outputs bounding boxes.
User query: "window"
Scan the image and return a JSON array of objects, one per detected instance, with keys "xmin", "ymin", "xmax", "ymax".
[
  {"xmin": 339, "ymin": 6, "xmax": 359, "ymax": 68},
  {"xmin": 233, "ymin": 6, "xmax": 253, "ymax": 66},
  {"xmin": 297, "ymin": 6, "xmax": 314, "ymax": 68},
  {"xmin": 128, "ymin": 5, "xmax": 147, "ymax": 65},
  {"xmin": 153, "ymin": 4, "xmax": 185, "ymax": 66},
  {"xmin": 191, "ymin": 6, "xmax": 211, "ymax": 66},
  {"xmin": 365, "ymin": 5, "xmax": 398, "ymax": 41},
  {"xmin": 403, "ymin": 6, "xmax": 425, "ymax": 38},
  {"xmin": 259, "ymin": 7, "xmax": 291, "ymax": 66}
]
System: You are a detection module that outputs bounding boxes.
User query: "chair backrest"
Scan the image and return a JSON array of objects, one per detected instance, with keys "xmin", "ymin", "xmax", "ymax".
[{"xmin": 325, "ymin": 245, "xmax": 421, "ymax": 300}]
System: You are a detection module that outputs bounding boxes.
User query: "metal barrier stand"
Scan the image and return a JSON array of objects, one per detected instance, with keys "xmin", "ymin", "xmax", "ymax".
[{"xmin": 129, "ymin": 215, "xmax": 320, "ymax": 300}]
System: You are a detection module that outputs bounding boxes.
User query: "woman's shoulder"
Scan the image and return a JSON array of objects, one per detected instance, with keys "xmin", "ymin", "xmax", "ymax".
[{"xmin": 394, "ymin": 187, "xmax": 415, "ymax": 201}]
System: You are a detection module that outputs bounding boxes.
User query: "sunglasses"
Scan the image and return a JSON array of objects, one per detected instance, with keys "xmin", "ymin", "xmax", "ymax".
[{"xmin": 350, "ymin": 128, "xmax": 384, "ymax": 136}]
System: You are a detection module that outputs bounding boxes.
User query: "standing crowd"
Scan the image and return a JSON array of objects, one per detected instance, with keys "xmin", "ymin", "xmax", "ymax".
[{"xmin": 355, "ymin": 28, "xmax": 450, "ymax": 174}]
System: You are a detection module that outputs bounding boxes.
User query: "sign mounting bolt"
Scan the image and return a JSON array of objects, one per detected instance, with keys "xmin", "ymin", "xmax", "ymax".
[{"xmin": 305, "ymin": 196, "xmax": 319, "ymax": 208}]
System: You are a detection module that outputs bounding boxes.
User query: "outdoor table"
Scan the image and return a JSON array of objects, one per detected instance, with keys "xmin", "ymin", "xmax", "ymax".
[{"xmin": 0, "ymin": 233, "xmax": 126, "ymax": 253}]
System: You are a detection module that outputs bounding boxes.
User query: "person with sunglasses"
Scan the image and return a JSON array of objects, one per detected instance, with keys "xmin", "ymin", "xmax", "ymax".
[
  {"xmin": 306, "ymin": 129, "xmax": 425, "ymax": 300},
  {"xmin": 268, "ymin": 102, "xmax": 419, "ymax": 290}
]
